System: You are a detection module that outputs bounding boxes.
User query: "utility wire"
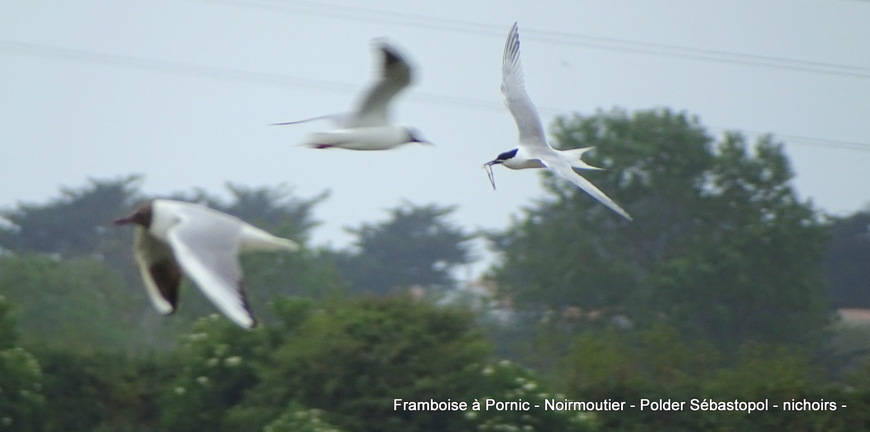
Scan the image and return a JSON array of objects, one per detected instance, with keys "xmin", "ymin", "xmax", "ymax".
[
  {"xmin": 0, "ymin": 39, "xmax": 358, "ymax": 93},
  {"xmin": 2, "ymin": 39, "xmax": 869, "ymax": 153},
  {"xmin": 193, "ymin": 0, "xmax": 870, "ymax": 79}
]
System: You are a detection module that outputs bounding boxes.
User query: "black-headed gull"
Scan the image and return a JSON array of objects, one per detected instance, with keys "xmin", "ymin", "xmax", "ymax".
[
  {"xmin": 273, "ymin": 41, "xmax": 430, "ymax": 150},
  {"xmin": 484, "ymin": 23, "xmax": 632, "ymax": 221},
  {"xmin": 114, "ymin": 199, "xmax": 298, "ymax": 328}
]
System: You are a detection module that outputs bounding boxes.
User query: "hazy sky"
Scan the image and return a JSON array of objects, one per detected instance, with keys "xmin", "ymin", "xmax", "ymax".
[{"xmin": 2, "ymin": 0, "xmax": 869, "ymax": 251}]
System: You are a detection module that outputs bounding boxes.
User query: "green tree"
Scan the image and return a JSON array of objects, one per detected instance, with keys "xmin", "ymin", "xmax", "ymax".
[
  {"xmin": 558, "ymin": 324, "xmax": 851, "ymax": 432},
  {"xmin": 241, "ymin": 296, "xmax": 490, "ymax": 432},
  {"xmin": 0, "ymin": 347, "xmax": 44, "ymax": 431},
  {"xmin": 0, "ymin": 254, "xmax": 143, "ymax": 351},
  {"xmin": 160, "ymin": 314, "xmax": 266, "ymax": 432},
  {"xmin": 335, "ymin": 202, "xmax": 474, "ymax": 295},
  {"xmin": 159, "ymin": 296, "xmax": 491, "ymax": 432},
  {"xmin": 824, "ymin": 209, "xmax": 870, "ymax": 308},
  {"xmin": 0, "ymin": 296, "xmax": 44, "ymax": 432},
  {"xmin": 0, "ymin": 295, "xmax": 17, "ymax": 349},
  {"xmin": 0, "ymin": 175, "xmax": 141, "ymax": 260},
  {"xmin": 37, "ymin": 349, "xmax": 167, "ymax": 432},
  {"xmin": 490, "ymin": 108, "xmax": 829, "ymax": 349}
]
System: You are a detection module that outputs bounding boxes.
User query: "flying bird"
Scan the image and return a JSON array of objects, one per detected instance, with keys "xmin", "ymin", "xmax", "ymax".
[
  {"xmin": 273, "ymin": 40, "xmax": 430, "ymax": 150},
  {"xmin": 114, "ymin": 199, "xmax": 298, "ymax": 328},
  {"xmin": 484, "ymin": 22, "xmax": 632, "ymax": 221}
]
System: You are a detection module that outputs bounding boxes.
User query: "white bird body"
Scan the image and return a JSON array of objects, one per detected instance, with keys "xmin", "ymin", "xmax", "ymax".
[
  {"xmin": 274, "ymin": 41, "xmax": 429, "ymax": 150},
  {"xmin": 115, "ymin": 199, "xmax": 298, "ymax": 328},
  {"xmin": 498, "ymin": 146, "xmax": 602, "ymax": 171},
  {"xmin": 300, "ymin": 125, "xmax": 420, "ymax": 150},
  {"xmin": 485, "ymin": 22, "xmax": 632, "ymax": 221}
]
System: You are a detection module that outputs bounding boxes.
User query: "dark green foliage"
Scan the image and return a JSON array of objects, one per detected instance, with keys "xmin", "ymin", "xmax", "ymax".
[
  {"xmin": 239, "ymin": 247, "xmax": 348, "ymax": 324},
  {"xmin": 156, "ymin": 296, "xmax": 498, "ymax": 432},
  {"xmin": 0, "ymin": 296, "xmax": 44, "ymax": 432},
  {"xmin": 160, "ymin": 315, "xmax": 267, "ymax": 432},
  {"xmin": 0, "ymin": 254, "xmax": 143, "ymax": 351},
  {"xmin": 0, "ymin": 346, "xmax": 44, "ymax": 432},
  {"xmin": 334, "ymin": 202, "xmax": 473, "ymax": 295},
  {"xmin": 236, "ymin": 295, "xmax": 491, "ymax": 432},
  {"xmin": 491, "ymin": 108, "xmax": 830, "ymax": 349},
  {"xmin": 824, "ymin": 210, "xmax": 870, "ymax": 308},
  {"xmin": 0, "ymin": 295, "xmax": 18, "ymax": 349},
  {"xmin": 558, "ymin": 324, "xmax": 864, "ymax": 432},
  {"xmin": 0, "ymin": 175, "xmax": 141, "ymax": 259},
  {"xmin": 37, "ymin": 349, "xmax": 167, "ymax": 432}
]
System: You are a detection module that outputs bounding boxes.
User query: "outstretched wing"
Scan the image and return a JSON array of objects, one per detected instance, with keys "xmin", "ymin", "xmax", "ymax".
[
  {"xmin": 537, "ymin": 152, "xmax": 633, "ymax": 221},
  {"xmin": 352, "ymin": 42, "xmax": 413, "ymax": 127},
  {"xmin": 166, "ymin": 212, "xmax": 257, "ymax": 328},
  {"xmin": 501, "ymin": 22, "xmax": 548, "ymax": 148},
  {"xmin": 133, "ymin": 227, "xmax": 182, "ymax": 315}
]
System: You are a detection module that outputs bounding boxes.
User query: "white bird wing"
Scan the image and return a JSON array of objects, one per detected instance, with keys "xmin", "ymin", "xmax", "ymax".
[
  {"xmin": 351, "ymin": 42, "xmax": 412, "ymax": 127},
  {"xmin": 165, "ymin": 211, "xmax": 257, "ymax": 328},
  {"xmin": 133, "ymin": 226, "xmax": 181, "ymax": 315},
  {"xmin": 500, "ymin": 23, "xmax": 631, "ymax": 221},
  {"xmin": 536, "ymin": 151, "xmax": 633, "ymax": 221},
  {"xmin": 501, "ymin": 22, "xmax": 548, "ymax": 148}
]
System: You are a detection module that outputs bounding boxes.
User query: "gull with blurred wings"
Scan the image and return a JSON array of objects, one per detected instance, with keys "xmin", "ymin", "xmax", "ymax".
[{"xmin": 273, "ymin": 41, "xmax": 430, "ymax": 150}]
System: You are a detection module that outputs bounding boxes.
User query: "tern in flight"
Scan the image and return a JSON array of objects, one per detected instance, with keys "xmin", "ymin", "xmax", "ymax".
[
  {"xmin": 114, "ymin": 199, "xmax": 298, "ymax": 328},
  {"xmin": 484, "ymin": 22, "xmax": 632, "ymax": 221},
  {"xmin": 273, "ymin": 40, "xmax": 430, "ymax": 150}
]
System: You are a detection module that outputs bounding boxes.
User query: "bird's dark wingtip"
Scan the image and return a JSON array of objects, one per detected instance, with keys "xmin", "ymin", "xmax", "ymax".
[{"xmin": 382, "ymin": 45, "xmax": 402, "ymax": 65}]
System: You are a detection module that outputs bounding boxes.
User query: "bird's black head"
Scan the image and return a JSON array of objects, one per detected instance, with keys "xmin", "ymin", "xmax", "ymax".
[
  {"xmin": 496, "ymin": 148, "xmax": 518, "ymax": 162},
  {"xmin": 113, "ymin": 201, "xmax": 154, "ymax": 228},
  {"xmin": 486, "ymin": 148, "xmax": 518, "ymax": 166},
  {"xmin": 482, "ymin": 149, "xmax": 519, "ymax": 190}
]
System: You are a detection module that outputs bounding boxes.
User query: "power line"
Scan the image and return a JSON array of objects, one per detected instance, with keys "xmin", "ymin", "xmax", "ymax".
[
  {"xmin": 741, "ymin": 131, "xmax": 870, "ymax": 153},
  {"xmin": 191, "ymin": 0, "xmax": 870, "ymax": 79},
  {"xmin": 0, "ymin": 38, "xmax": 504, "ymax": 111},
  {"xmin": 2, "ymin": 39, "xmax": 869, "ymax": 153},
  {"xmin": 0, "ymin": 39, "xmax": 358, "ymax": 93}
]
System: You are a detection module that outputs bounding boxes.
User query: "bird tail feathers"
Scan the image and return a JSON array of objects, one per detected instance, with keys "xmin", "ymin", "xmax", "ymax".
[{"xmin": 563, "ymin": 147, "xmax": 604, "ymax": 170}]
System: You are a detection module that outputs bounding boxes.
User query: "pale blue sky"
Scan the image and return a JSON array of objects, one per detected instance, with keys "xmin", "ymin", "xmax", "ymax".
[{"xmin": 2, "ymin": 0, "xmax": 869, "ymax": 253}]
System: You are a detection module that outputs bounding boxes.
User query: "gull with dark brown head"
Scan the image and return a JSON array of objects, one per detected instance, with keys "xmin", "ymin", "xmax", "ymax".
[
  {"xmin": 114, "ymin": 199, "xmax": 298, "ymax": 328},
  {"xmin": 484, "ymin": 22, "xmax": 631, "ymax": 221},
  {"xmin": 273, "ymin": 40, "xmax": 430, "ymax": 150}
]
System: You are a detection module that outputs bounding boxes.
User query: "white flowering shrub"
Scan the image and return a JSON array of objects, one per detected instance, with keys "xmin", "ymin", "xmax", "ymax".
[
  {"xmin": 465, "ymin": 360, "xmax": 597, "ymax": 432},
  {"xmin": 263, "ymin": 402, "xmax": 344, "ymax": 432},
  {"xmin": 160, "ymin": 314, "xmax": 264, "ymax": 431}
]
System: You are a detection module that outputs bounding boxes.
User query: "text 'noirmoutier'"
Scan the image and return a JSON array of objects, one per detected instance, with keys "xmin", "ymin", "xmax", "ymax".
[{"xmin": 393, "ymin": 398, "xmax": 624, "ymax": 412}]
